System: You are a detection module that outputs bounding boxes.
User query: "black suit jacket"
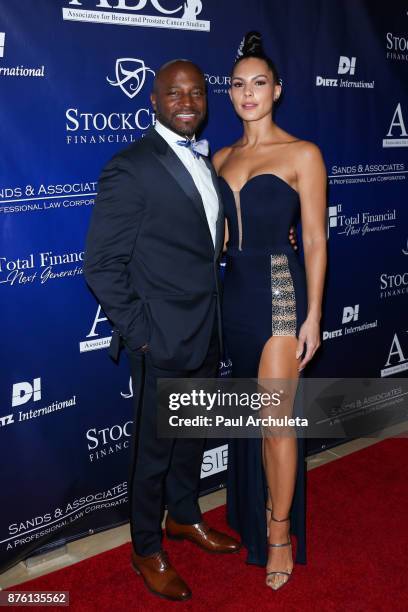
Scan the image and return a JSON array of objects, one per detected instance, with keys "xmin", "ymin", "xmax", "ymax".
[{"xmin": 84, "ymin": 128, "xmax": 224, "ymax": 370}]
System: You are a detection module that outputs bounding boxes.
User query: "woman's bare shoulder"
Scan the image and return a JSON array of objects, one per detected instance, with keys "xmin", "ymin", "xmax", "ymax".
[{"xmin": 291, "ymin": 139, "xmax": 324, "ymax": 163}]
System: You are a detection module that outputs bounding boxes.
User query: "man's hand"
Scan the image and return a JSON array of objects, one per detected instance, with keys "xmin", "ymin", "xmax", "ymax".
[{"xmin": 289, "ymin": 226, "xmax": 298, "ymax": 250}]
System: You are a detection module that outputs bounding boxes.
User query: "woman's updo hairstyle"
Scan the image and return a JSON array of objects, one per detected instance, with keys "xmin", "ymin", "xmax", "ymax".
[{"xmin": 234, "ymin": 31, "xmax": 281, "ymax": 85}]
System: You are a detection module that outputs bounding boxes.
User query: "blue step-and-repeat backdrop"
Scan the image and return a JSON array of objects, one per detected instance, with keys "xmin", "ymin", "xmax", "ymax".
[{"xmin": 0, "ymin": 0, "xmax": 407, "ymax": 571}]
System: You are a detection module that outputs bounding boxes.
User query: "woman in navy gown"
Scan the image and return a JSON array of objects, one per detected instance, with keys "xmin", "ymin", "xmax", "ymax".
[{"xmin": 213, "ymin": 33, "xmax": 327, "ymax": 590}]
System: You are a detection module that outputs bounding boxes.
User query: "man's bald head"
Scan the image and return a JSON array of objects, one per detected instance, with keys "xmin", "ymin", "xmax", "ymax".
[
  {"xmin": 153, "ymin": 59, "xmax": 205, "ymax": 94},
  {"xmin": 150, "ymin": 59, "xmax": 207, "ymax": 138}
]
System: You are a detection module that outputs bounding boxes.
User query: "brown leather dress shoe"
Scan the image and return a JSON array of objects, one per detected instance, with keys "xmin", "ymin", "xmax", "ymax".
[
  {"xmin": 131, "ymin": 548, "xmax": 191, "ymax": 601},
  {"xmin": 166, "ymin": 515, "xmax": 241, "ymax": 554}
]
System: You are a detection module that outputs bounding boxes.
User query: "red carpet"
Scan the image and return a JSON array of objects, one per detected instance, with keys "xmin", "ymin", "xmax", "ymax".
[{"xmin": 9, "ymin": 438, "xmax": 408, "ymax": 611}]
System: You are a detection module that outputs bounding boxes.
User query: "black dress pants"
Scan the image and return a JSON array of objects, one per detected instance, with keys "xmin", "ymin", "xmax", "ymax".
[{"xmin": 127, "ymin": 321, "xmax": 219, "ymax": 556}]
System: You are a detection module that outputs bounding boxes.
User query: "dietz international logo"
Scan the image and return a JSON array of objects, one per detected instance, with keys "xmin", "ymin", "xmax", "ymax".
[
  {"xmin": 0, "ymin": 31, "xmax": 45, "ymax": 78},
  {"xmin": 323, "ymin": 305, "xmax": 377, "ymax": 341},
  {"xmin": 2, "ymin": 378, "xmax": 76, "ymax": 427},
  {"xmin": 62, "ymin": 0, "xmax": 210, "ymax": 32},
  {"xmin": 383, "ymin": 103, "xmax": 408, "ymax": 148},
  {"xmin": 316, "ymin": 56, "xmax": 374, "ymax": 89}
]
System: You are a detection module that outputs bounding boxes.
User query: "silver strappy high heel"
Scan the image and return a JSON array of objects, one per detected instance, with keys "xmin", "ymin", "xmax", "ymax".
[{"xmin": 266, "ymin": 515, "xmax": 293, "ymax": 591}]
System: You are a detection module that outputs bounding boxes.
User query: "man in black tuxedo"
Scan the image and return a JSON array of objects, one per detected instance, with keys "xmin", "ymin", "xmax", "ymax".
[{"xmin": 84, "ymin": 60, "xmax": 239, "ymax": 602}]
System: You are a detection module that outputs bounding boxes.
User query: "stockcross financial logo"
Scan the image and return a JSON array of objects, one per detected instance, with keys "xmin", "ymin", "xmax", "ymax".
[
  {"xmin": 86, "ymin": 420, "xmax": 133, "ymax": 463},
  {"xmin": 323, "ymin": 305, "xmax": 377, "ymax": 341},
  {"xmin": 62, "ymin": 0, "xmax": 210, "ymax": 32},
  {"xmin": 380, "ymin": 270, "xmax": 408, "ymax": 300},
  {"xmin": 65, "ymin": 58, "xmax": 155, "ymax": 144},
  {"xmin": 316, "ymin": 55, "xmax": 374, "ymax": 89},
  {"xmin": 383, "ymin": 103, "xmax": 408, "ymax": 147},
  {"xmin": 386, "ymin": 32, "xmax": 408, "ymax": 62},
  {"xmin": 327, "ymin": 204, "xmax": 396, "ymax": 238},
  {"xmin": 107, "ymin": 58, "xmax": 155, "ymax": 98},
  {"xmin": 381, "ymin": 331, "xmax": 408, "ymax": 377}
]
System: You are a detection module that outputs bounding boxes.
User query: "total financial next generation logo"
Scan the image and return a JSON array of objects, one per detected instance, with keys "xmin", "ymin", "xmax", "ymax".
[
  {"xmin": 327, "ymin": 204, "xmax": 396, "ymax": 238},
  {"xmin": 62, "ymin": 0, "xmax": 210, "ymax": 32},
  {"xmin": 316, "ymin": 56, "xmax": 374, "ymax": 89},
  {"xmin": 65, "ymin": 57, "xmax": 155, "ymax": 145}
]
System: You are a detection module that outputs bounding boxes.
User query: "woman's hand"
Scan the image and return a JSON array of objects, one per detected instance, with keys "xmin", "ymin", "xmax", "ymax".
[{"xmin": 296, "ymin": 317, "xmax": 321, "ymax": 371}]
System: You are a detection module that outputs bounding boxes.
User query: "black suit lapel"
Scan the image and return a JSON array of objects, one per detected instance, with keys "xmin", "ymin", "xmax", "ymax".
[{"xmin": 148, "ymin": 129, "xmax": 211, "ymax": 233}]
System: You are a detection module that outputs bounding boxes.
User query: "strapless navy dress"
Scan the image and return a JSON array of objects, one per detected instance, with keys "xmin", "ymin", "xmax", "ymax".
[{"xmin": 218, "ymin": 173, "xmax": 307, "ymax": 566}]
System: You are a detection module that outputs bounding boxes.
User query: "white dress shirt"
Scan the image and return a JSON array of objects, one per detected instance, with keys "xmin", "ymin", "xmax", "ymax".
[{"xmin": 155, "ymin": 120, "xmax": 219, "ymax": 247}]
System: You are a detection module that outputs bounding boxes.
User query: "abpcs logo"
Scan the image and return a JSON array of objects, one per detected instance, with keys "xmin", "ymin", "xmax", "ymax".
[
  {"xmin": 79, "ymin": 305, "xmax": 112, "ymax": 353},
  {"xmin": 63, "ymin": 0, "xmax": 210, "ymax": 32},
  {"xmin": 383, "ymin": 103, "xmax": 408, "ymax": 148},
  {"xmin": 107, "ymin": 58, "xmax": 155, "ymax": 99},
  {"xmin": 381, "ymin": 331, "xmax": 408, "ymax": 377}
]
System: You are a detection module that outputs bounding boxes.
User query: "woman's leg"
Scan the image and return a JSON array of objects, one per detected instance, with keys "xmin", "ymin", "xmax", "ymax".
[{"xmin": 258, "ymin": 336, "xmax": 299, "ymax": 589}]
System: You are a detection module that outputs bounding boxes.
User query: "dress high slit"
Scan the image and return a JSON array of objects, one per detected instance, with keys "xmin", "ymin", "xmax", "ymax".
[{"xmin": 218, "ymin": 173, "xmax": 307, "ymax": 566}]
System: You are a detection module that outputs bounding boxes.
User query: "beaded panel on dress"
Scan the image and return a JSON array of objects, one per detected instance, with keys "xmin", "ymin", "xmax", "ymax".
[{"xmin": 271, "ymin": 254, "xmax": 297, "ymax": 336}]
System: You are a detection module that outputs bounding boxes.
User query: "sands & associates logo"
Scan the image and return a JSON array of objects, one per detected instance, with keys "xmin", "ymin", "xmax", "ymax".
[
  {"xmin": 62, "ymin": 0, "xmax": 210, "ymax": 32},
  {"xmin": 65, "ymin": 57, "xmax": 156, "ymax": 145},
  {"xmin": 316, "ymin": 55, "xmax": 374, "ymax": 89}
]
